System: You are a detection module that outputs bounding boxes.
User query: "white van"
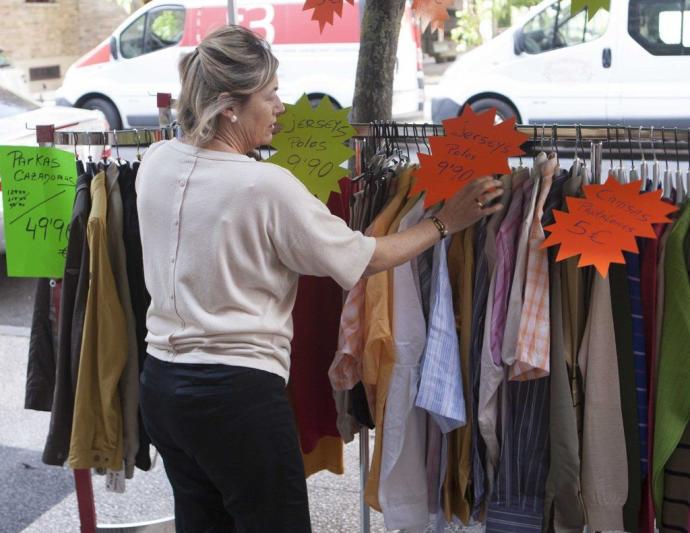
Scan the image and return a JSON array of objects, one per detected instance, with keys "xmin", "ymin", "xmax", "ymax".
[
  {"xmin": 432, "ymin": 0, "xmax": 690, "ymax": 126},
  {"xmin": 55, "ymin": 0, "xmax": 424, "ymax": 129}
]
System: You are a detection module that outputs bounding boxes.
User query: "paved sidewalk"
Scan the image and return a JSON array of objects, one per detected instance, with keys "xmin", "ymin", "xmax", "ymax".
[{"xmin": 1, "ymin": 332, "xmax": 480, "ymax": 532}]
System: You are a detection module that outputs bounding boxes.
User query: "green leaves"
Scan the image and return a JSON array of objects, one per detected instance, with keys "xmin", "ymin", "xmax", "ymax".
[{"xmin": 268, "ymin": 94, "xmax": 355, "ymax": 204}]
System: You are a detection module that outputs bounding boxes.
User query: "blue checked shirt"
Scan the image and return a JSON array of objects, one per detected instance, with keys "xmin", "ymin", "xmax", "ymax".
[{"xmin": 415, "ymin": 237, "xmax": 467, "ymax": 434}]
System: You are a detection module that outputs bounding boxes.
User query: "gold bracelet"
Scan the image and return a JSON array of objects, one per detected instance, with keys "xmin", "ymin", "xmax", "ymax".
[{"xmin": 430, "ymin": 216, "xmax": 448, "ymax": 239}]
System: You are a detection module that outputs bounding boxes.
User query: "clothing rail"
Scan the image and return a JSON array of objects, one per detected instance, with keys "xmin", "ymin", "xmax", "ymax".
[
  {"xmin": 35, "ymin": 126, "xmax": 177, "ymax": 148},
  {"xmin": 36, "ymin": 123, "xmax": 690, "ymax": 155},
  {"xmin": 350, "ymin": 122, "xmax": 690, "ymax": 143}
]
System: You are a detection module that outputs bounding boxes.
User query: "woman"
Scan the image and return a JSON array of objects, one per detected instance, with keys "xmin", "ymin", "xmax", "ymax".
[{"xmin": 137, "ymin": 25, "xmax": 503, "ymax": 533}]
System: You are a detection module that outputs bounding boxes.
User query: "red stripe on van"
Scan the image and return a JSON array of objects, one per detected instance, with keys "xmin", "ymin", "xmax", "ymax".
[
  {"xmin": 180, "ymin": 3, "xmax": 359, "ymax": 47},
  {"xmin": 76, "ymin": 42, "xmax": 111, "ymax": 68}
]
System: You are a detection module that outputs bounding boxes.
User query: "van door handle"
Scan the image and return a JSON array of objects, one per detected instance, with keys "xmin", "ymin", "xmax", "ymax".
[{"xmin": 602, "ymin": 48, "xmax": 612, "ymax": 68}]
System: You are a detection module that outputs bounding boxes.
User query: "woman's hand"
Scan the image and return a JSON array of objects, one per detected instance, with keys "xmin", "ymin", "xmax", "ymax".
[{"xmin": 435, "ymin": 176, "xmax": 504, "ymax": 234}]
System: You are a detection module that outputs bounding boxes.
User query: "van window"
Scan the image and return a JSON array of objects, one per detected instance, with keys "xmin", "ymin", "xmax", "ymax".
[
  {"xmin": 145, "ymin": 8, "xmax": 185, "ymax": 53},
  {"xmin": 120, "ymin": 14, "xmax": 146, "ymax": 59},
  {"xmin": 629, "ymin": 0, "xmax": 690, "ymax": 56},
  {"xmin": 119, "ymin": 7, "xmax": 185, "ymax": 60},
  {"xmin": 522, "ymin": 0, "xmax": 609, "ymax": 54}
]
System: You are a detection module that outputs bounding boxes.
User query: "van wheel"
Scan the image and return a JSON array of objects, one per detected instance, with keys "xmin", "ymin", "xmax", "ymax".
[
  {"xmin": 81, "ymin": 97, "xmax": 122, "ymax": 130},
  {"xmin": 468, "ymin": 98, "xmax": 518, "ymax": 124}
]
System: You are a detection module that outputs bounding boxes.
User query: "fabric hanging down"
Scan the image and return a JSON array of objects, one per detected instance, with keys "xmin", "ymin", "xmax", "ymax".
[{"xmin": 334, "ymin": 136, "xmax": 690, "ymax": 533}]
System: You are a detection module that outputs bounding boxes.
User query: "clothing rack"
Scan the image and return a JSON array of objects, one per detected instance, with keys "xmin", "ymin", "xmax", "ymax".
[
  {"xmin": 30, "ymin": 115, "xmax": 690, "ymax": 533},
  {"xmin": 32, "ymin": 95, "xmax": 178, "ymax": 533}
]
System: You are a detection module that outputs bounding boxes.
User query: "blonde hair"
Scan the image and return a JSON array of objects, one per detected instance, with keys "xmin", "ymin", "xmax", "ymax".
[{"xmin": 176, "ymin": 25, "xmax": 279, "ymax": 146}]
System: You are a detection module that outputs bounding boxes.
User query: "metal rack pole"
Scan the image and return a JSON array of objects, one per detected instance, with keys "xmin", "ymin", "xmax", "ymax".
[{"xmin": 359, "ymin": 428, "xmax": 371, "ymax": 533}]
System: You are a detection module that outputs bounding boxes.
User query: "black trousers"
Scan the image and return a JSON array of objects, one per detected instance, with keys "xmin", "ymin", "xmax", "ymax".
[{"xmin": 140, "ymin": 356, "xmax": 311, "ymax": 533}]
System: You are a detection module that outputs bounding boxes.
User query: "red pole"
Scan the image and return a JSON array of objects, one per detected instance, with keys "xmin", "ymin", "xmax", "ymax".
[{"xmin": 73, "ymin": 469, "xmax": 97, "ymax": 533}]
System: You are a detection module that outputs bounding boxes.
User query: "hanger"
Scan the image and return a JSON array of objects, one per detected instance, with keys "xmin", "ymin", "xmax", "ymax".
[
  {"xmin": 113, "ymin": 129, "xmax": 126, "ymax": 167},
  {"xmin": 551, "ymin": 124, "xmax": 559, "ymax": 159},
  {"xmin": 661, "ymin": 128, "xmax": 673, "ymax": 200},
  {"xmin": 133, "ymin": 128, "xmax": 142, "ymax": 162},
  {"xmin": 627, "ymin": 126, "xmax": 638, "ymax": 184},
  {"xmin": 673, "ymin": 128, "xmax": 684, "ymax": 205},
  {"xmin": 606, "ymin": 126, "xmax": 617, "ymax": 182},
  {"xmin": 650, "ymin": 126, "xmax": 661, "ymax": 191},
  {"xmin": 540, "ymin": 123, "xmax": 546, "ymax": 154},
  {"xmin": 638, "ymin": 126, "xmax": 648, "ymax": 190},
  {"xmin": 614, "ymin": 126, "xmax": 627, "ymax": 182}
]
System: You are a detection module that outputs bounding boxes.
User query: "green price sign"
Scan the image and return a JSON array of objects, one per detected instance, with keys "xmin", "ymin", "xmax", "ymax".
[
  {"xmin": 0, "ymin": 146, "xmax": 77, "ymax": 278},
  {"xmin": 268, "ymin": 94, "xmax": 355, "ymax": 204}
]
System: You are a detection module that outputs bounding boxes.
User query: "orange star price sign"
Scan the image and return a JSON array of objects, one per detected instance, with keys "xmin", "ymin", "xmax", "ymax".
[
  {"xmin": 303, "ymin": 0, "xmax": 353, "ymax": 32},
  {"xmin": 411, "ymin": 106, "xmax": 529, "ymax": 207},
  {"xmin": 412, "ymin": 0, "xmax": 454, "ymax": 32},
  {"xmin": 542, "ymin": 176, "xmax": 678, "ymax": 277}
]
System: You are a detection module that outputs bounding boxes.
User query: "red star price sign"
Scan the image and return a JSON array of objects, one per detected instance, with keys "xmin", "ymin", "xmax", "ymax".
[
  {"xmin": 411, "ymin": 106, "xmax": 529, "ymax": 207},
  {"xmin": 542, "ymin": 176, "xmax": 678, "ymax": 277},
  {"xmin": 302, "ymin": 0, "xmax": 353, "ymax": 32}
]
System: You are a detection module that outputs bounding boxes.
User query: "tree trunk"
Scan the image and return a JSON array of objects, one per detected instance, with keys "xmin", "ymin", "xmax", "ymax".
[{"xmin": 351, "ymin": 0, "xmax": 406, "ymax": 122}]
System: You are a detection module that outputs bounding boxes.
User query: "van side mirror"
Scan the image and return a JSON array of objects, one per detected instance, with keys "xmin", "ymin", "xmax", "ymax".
[
  {"xmin": 513, "ymin": 29, "xmax": 525, "ymax": 55},
  {"xmin": 110, "ymin": 37, "xmax": 119, "ymax": 60}
]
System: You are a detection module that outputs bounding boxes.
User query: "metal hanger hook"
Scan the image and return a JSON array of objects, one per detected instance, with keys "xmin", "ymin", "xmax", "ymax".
[
  {"xmin": 606, "ymin": 126, "xmax": 613, "ymax": 169},
  {"xmin": 638, "ymin": 126, "xmax": 645, "ymax": 163},
  {"xmin": 114, "ymin": 130, "xmax": 121, "ymax": 161},
  {"xmin": 627, "ymin": 126, "xmax": 635, "ymax": 170},
  {"xmin": 661, "ymin": 127, "xmax": 669, "ymax": 170},
  {"xmin": 650, "ymin": 126, "xmax": 657, "ymax": 162},
  {"xmin": 539, "ymin": 123, "xmax": 546, "ymax": 152},
  {"xmin": 674, "ymin": 128, "xmax": 680, "ymax": 171}
]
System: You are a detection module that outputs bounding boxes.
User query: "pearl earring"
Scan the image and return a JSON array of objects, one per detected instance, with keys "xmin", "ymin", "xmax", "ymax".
[{"xmin": 230, "ymin": 115, "xmax": 238, "ymax": 123}]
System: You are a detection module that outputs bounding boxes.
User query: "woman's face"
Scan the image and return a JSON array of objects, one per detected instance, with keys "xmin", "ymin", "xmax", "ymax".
[{"xmin": 237, "ymin": 74, "xmax": 285, "ymax": 148}]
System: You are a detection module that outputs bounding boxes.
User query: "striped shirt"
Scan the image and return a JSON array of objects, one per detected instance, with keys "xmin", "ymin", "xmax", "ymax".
[
  {"xmin": 487, "ymin": 159, "xmax": 550, "ymax": 533},
  {"xmin": 625, "ymin": 250, "xmax": 649, "ymax": 479},
  {"xmin": 416, "ymin": 237, "xmax": 467, "ymax": 433}
]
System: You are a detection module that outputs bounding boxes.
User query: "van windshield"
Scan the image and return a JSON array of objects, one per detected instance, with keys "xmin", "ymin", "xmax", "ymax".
[{"xmin": 522, "ymin": 0, "xmax": 609, "ymax": 54}]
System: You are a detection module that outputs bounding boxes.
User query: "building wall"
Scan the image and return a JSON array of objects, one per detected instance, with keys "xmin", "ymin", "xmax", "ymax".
[{"xmin": 0, "ymin": 0, "xmax": 141, "ymax": 94}]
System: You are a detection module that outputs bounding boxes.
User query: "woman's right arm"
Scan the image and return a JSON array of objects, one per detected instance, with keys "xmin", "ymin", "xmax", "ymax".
[{"xmin": 363, "ymin": 176, "xmax": 504, "ymax": 277}]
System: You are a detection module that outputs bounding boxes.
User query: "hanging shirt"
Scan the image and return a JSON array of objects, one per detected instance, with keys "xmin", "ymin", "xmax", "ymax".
[
  {"xmin": 25, "ymin": 279, "xmax": 61, "ymax": 412},
  {"xmin": 625, "ymin": 251, "xmax": 649, "ymax": 480},
  {"xmin": 486, "ymin": 158, "xmax": 549, "ymax": 533},
  {"xmin": 378, "ymin": 195, "xmax": 428, "ymax": 532},
  {"xmin": 68, "ymin": 171, "xmax": 128, "ymax": 472},
  {"xmin": 442, "ymin": 226, "xmax": 474, "ymax": 524},
  {"xmin": 500, "ymin": 154, "xmax": 546, "ymax": 368},
  {"xmin": 289, "ymin": 180, "xmax": 353, "ymax": 474},
  {"xmin": 478, "ymin": 169, "xmax": 528, "ymax": 494},
  {"xmin": 119, "ymin": 161, "xmax": 152, "ymax": 472},
  {"xmin": 415, "ymin": 235, "xmax": 466, "ymax": 433},
  {"xmin": 579, "ymin": 274, "xmax": 628, "ymax": 532},
  {"xmin": 105, "ymin": 165, "xmax": 140, "ymax": 479},
  {"xmin": 136, "ymin": 139, "xmax": 375, "ymax": 382},
  {"xmin": 490, "ymin": 165, "xmax": 535, "ymax": 366},
  {"xmin": 541, "ymin": 169, "xmax": 586, "ymax": 532},
  {"xmin": 510, "ymin": 155, "xmax": 556, "ymax": 380},
  {"xmin": 364, "ymin": 174, "xmax": 416, "ymax": 511},
  {"xmin": 43, "ymin": 171, "xmax": 91, "ymax": 467},
  {"xmin": 470, "ymin": 174, "xmax": 513, "ymax": 519},
  {"xmin": 653, "ymin": 202, "xmax": 690, "ymax": 516}
]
